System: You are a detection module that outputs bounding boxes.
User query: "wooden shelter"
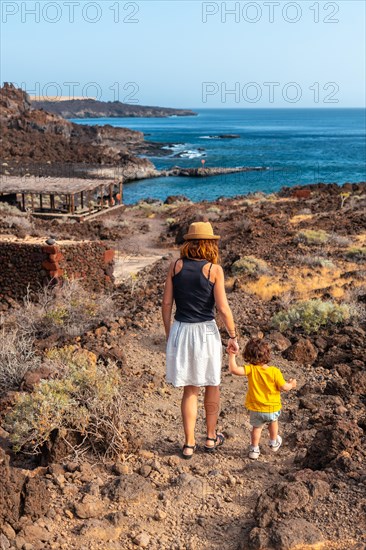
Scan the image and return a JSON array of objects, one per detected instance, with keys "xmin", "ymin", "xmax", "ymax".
[{"xmin": 0, "ymin": 176, "xmax": 124, "ymax": 219}]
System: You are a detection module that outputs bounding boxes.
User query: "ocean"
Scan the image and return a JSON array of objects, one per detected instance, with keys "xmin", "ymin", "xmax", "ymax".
[{"xmin": 70, "ymin": 108, "xmax": 366, "ymax": 205}]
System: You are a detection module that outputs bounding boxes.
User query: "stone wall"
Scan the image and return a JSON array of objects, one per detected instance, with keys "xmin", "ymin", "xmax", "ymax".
[{"xmin": 0, "ymin": 239, "xmax": 114, "ymax": 310}]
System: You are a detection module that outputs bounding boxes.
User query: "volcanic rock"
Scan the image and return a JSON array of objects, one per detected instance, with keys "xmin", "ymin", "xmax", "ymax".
[
  {"xmin": 303, "ymin": 419, "xmax": 362, "ymax": 470},
  {"xmin": 74, "ymin": 495, "xmax": 106, "ymax": 519},
  {"xmin": 283, "ymin": 338, "xmax": 318, "ymax": 364},
  {"xmin": 267, "ymin": 331, "xmax": 291, "ymax": 352}
]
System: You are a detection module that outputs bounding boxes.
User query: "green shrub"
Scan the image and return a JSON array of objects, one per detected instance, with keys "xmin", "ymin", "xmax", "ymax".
[
  {"xmin": 232, "ymin": 256, "xmax": 270, "ymax": 277},
  {"xmin": 301, "ymin": 256, "xmax": 336, "ymax": 269},
  {"xmin": 271, "ymin": 299, "xmax": 351, "ymax": 334},
  {"xmin": 296, "ymin": 230, "xmax": 330, "ymax": 245},
  {"xmin": 345, "ymin": 247, "xmax": 366, "ymax": 261},
  {"xmin": 5, "ymin": 346, "xmax": 128, "ymax": 458}
]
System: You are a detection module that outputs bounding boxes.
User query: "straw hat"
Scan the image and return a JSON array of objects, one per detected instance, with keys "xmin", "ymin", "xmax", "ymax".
[{"xmin": 183, "ymin": 221, "xmax": 220, "ymax": 240}]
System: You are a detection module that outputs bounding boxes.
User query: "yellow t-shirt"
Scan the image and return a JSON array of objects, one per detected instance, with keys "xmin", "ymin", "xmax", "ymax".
[{"xmin": 243, "ymin": 364, "xmax": 286, "ymax": 413}]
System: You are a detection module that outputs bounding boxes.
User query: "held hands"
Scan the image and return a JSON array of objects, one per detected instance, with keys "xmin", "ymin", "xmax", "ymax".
[
  {"xmin": 227, "ymin": 338, "xmax": 239, "ymax": 355},
  {"xmin": 288, "ymin": 378, "xmax": 297, "ymax": 389}
]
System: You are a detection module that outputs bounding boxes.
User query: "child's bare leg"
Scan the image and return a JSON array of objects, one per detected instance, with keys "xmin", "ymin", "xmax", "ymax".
[
  {"xmin": 251, "ymin": 426, "xmax": 263, "ymax": 447},
  {"xmin": 268, "ymin": 420, "xmax": 278, "ymax": 441}
]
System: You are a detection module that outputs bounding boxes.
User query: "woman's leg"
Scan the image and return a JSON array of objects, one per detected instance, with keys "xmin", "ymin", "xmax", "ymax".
[
  {"xmin": 181, "ymin": 385, "xmax": 199, "ymax": 455},
  {"xmin": 204, "ymin": 385, "xmax": 220, "ymax": 447}
]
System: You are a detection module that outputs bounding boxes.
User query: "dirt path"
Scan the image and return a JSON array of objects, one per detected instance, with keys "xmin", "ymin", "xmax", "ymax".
[
  {"xmin": 102, "ymin": 309, "xmax": 303, "ymax": 550},
  {"xmin": 113, "ymin": 210, "xmax": 173, "ymax": 283}
]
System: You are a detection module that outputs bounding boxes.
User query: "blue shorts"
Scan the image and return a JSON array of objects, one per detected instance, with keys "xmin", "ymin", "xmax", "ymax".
[{"xmin": 249, "ymin": 410, "xmax": 281, "ymax": 428}]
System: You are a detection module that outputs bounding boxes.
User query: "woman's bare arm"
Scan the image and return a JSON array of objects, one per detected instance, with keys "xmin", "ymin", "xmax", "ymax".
[
  {"xmin": 162, "ymin": 261, "xmax": 175, "ymax": 339},
  {"xmin": 213, "ymin": 265, "xmax": 238, "ymax": 352}
]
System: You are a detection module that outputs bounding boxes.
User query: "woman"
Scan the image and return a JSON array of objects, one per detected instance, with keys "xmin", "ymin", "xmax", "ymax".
[{"xmin": 162, "ymin": 221, "xmax": 239, "ymax": 459}]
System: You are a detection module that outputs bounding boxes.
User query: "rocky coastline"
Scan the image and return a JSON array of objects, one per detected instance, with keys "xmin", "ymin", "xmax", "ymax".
[{"xmin": 1, "ymin": 84, "xmax": 263, "ymax": 184}]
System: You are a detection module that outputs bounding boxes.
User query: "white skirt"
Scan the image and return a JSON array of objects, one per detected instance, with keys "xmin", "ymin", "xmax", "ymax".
[{"xmin": 166, "ymin": 319, "xmax": 222, "ymax": 387}]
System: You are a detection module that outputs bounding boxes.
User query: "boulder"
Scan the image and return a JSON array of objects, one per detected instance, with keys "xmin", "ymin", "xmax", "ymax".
[
  {"xmin": 164, "ymin": 195, "xmax": 189, "ymax": 205},
  {"xmin": 267, "ymin": 331, "xmax": 291, "ymax": 352},
  {"xmin": 21, "ymin": 366, "xmax": 54, "ymax": 391},
  {"xmin": 283, "ymin": 337, "xmax": 318, "ymax": 364},
  {"xmin": 248, "ymin": 479, "xmax": 325, "ymax": 549},
  {"xmin": 74, "ymin": 495, "xmax": 106, "ymax": 519},
  {"xmin": 303, "ymin": 419, "xmax": 362, "ymax": 470},
  {"xmin": 0, "ymin": 448, "xmax": 25, "ymax": 529},
  {"xmin": 255, "ymin": 481, "xmax": 310, "ymax": 528},
  {"xmin": 271, "ymin": 518, "xmax": 323, "ymax": 549},
  {"xmin": 350, "ymin": 370, "xmax": 366, "ymax": 395},
  {"xmin": 102, "ymin": 473, "xmax": 156, "ymax": 504},
  {"xmin": 22, "ymin": 478, "xmax": 50, "ymax": 520}
]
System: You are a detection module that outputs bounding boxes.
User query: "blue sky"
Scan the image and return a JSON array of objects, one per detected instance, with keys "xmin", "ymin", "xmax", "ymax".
[{"xmin": 1, "ymin": 1, "xmax": 365, "ymax": 108}]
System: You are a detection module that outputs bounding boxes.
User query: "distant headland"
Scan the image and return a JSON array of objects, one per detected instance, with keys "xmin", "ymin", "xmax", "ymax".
[{"xmin": 30, "ymin": 97, "xmax": 197, "ymax": 119}]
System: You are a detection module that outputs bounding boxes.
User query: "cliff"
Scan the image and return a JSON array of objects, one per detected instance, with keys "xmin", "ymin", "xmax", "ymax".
[
  {"xmin": 30, "ymin": 98, "xmax": 197, "ymax": 119},
  {"xmin": 0, "ymin": 83, "xmax": 159, "ymax": 180}
]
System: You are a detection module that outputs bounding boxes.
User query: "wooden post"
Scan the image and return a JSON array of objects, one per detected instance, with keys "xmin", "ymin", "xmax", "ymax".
[
  {"xmin": 109, "ymin": 184, "xmax": 113, "ymax": 206},
  {"xmin": 71, "ymin": 194, "xmax": 75, "ymax": 214},
  {"xmin": 81, "ymin": 191, "xmax": 84, "ymax": 210},
  {"xmin": 30, "ymin": 193, "xmax": 35, "ymax": 212},
  {"xmin": 40, "ymin": 194, "xmax": 43, "ymax": 210},
  {"xmin": 99, "ymin": 185, "xmax": 104, "ymax": 208},
  {"xmin": 67, "ymin": 194, "xmax": 72, "ymax": 213},
  {"xmin": 118, "ymin": 181, "xmax": 123, "ymax": 204},
  {"xmin": 88, "ymin": 191, "xmax": 91, "ymax": 214},
  {"xmin": 50, "ymin": 195, "xmax": 55, "ymax": 210},
  {"xmin": 21, "ymin": 193, "xmax": 25, "ymax": 211}
]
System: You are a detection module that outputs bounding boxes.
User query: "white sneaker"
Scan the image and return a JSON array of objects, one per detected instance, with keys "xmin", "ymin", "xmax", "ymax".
[
  {"xmin": 248, "ymin": 447, "xmax": 260, "ymax": 460},
  {"xmin": 269, "ymin": 435, "xmax": 282, "ymax": 452}
]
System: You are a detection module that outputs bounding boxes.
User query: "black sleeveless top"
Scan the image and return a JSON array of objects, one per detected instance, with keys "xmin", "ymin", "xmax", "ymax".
[{"xmin": 173, "ymin": 258, "xmax": 215, "ymax": 323}]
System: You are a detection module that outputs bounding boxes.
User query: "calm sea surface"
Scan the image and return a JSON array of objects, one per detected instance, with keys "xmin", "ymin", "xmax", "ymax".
[{"xmin": 71, "ymin": 108, "xmax": 366, "ymax": 204}]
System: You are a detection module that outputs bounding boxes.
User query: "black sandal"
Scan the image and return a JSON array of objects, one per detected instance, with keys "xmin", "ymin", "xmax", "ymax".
[
  {"xmin": 204, "ymin": 433, "xmax": 225, "ymax": 453},
  {"xmin": 182, "ymin": 444, "xmax": 197, "ymax": 460}
]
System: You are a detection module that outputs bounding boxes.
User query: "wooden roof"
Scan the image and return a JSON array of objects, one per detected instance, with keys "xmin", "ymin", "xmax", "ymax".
[{"xmin": 0, "ymin": 176, "xmax": 118, "ymax": 194}]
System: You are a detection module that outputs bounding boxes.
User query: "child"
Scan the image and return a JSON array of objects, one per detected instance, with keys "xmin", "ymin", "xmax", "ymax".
[{"xmin": 228, "ymin": 338, "xmax": 296, "ymax": 460}]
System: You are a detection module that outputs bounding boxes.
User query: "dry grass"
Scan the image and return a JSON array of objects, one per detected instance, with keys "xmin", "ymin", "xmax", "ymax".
[
  {"xmin": 15, "ymin": 279, "xmax": 116, "ymax": 340},
  {"xmin": 242, "ymin": 264, "xmax": 365, "ymax": 301},
  {"xmin": 0, "ymin": 329, "xmax": 41, "ymax": 396},
  {"xmin": 102, "ymin": 218, "xmax": 129, "ymax": 230},
  {"xmin": 0, "ymin": 203, "xmax": 21, "ymax": 215},
  {"xmin": 289, "ymin": 214, "xmax": 314, "ymax": 224},
  {"xmin": 354, "ymin": 233, "xmax": 366, "ymax": 245},
  {"xmin": 244, "ymin": 276, "xmax": 291, "ymax": 301}
]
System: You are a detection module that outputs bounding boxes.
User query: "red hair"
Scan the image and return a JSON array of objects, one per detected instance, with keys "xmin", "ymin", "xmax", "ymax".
[{"xmin": 180, "ymin": 239, "xmax": 220, "ymax": 264}]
